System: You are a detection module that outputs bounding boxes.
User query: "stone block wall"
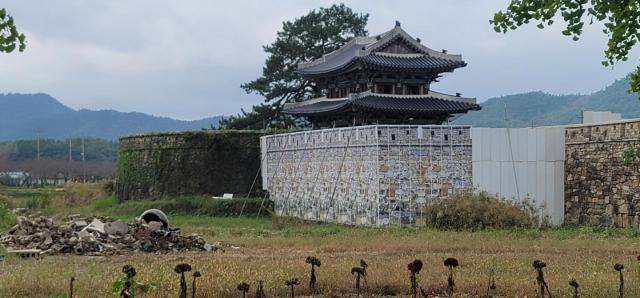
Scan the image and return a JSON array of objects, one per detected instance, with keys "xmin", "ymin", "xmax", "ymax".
[
  {"xmin": 261, "ymin": 125, "xmax": 473, "ymax": 226},
  {"xmin": 565, "ymin": 120, "xmax": 640, "ymax": 227},
  {"xmin": 117, "ymin": 130, "xmax": 263, "ymax": 200}
]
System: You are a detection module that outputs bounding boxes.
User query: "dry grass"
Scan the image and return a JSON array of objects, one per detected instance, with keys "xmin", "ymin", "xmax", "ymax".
[
  {"xmin": 1, "ymin": 186, "xmax": 638, "ymax": 297},
  {"xmin": 1, "ymin": 223, "xmax": 640, "ymax": 297}
]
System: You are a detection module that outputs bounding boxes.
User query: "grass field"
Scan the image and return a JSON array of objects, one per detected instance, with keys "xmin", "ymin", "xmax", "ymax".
[{"xmin": 1, "ymin": 185, "xmax": 640, "ymax": 297}]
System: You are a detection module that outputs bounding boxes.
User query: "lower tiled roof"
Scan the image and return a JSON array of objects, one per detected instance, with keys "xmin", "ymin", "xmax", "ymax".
[
  {"xmin": 283, "ymin": 93, "xmax": 481, "ymax": 117},
  {"xmin": 282, "ymin": 99, "xmax": 351, "ymax": 116},
  {"xmin": 353, "ymin": 94, "xmax": 480, "ymax": 115}
]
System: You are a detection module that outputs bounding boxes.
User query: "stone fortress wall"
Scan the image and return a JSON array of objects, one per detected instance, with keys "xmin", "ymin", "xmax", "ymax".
[
  {"xmin": 117, "ymin": 130, "xmax": 263, "ymax": 200},
  {"xmin": 261, "ymin": 125, "xmax": 473, "ymax": 226},
  {"xmin": 112, "ymin": 118, "xmax": 640, "ymax": 228},
  {"xmin": 565, "ymin": 119, "xmax": 640, "ymax": 228}
]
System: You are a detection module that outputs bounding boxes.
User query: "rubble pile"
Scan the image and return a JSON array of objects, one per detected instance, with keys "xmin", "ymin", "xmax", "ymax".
[{"xmin": 0, "ymin": 213, "xmax": 218, "ymax": 256}]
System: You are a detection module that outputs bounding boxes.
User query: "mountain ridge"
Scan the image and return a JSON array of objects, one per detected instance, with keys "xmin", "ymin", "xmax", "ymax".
[
  {"xmin": 454, "ymin": 78, "xmax": 640, "ymax": 127},
  {"xmin": 0, "ymin": 93, "xmax": 222, "ymax": 141},
  {"xmin": 2, "ymin": 78, "xmax": 638, "ymax": 141}
]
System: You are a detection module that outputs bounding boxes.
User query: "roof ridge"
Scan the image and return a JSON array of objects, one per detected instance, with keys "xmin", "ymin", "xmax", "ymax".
[
  {"xmin": 372, "ymin": 52, "xmax": 425, "ymax": 58},
  {"xmin": 364, "ymin": 26, "xmax": 463, "ymax": 61},
  {"xmin": 298, "ymin": 23, "xmax": 464, "ymax": 72}
]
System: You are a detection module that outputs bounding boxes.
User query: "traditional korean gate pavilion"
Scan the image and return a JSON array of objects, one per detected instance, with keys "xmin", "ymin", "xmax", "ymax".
[
  {"xmin": 261, "ymin": 22, "xmax": 479, "ymax": 226},
  {"xmin": 283, "ymin": 21, "xmax": 480, "ymax": 127}
]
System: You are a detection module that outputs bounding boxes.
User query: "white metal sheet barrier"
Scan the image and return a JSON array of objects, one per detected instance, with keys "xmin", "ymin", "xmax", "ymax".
[{"xmin": 471, "ymin": 127, "xmax": 565, "ymax": 225}]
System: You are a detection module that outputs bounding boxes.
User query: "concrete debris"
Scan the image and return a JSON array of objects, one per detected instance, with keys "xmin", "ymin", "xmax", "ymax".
[
  {"xmin": 147, "ymin": 221, "xmax": 163, "ymax": 232},
  {"xmin": 73, "ymin": 220, "xmax": 88, "ymax": 228},
  {"xmin": 83, "ymin": 218, "xmax": 105, "ymax": 234},
  {"xmin": 0, "ymin": 215, "xmax": 212, "ymax": 256},
  {"xmin": 7, "ymin": 249, "xmax": 42, "ymax": 259},
  {"xmin": 11, "ymin": 208, "xmax": 28, "ymax": 215},
  {"xmin": 104, "ymin": 220, "xmax": 128, "ymax": 235}
]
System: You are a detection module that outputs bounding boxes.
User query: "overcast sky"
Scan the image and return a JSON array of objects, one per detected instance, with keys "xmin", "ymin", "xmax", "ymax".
[{"xmin": 1, "ymin": 1, "xmax": 638, "ymax": 120}]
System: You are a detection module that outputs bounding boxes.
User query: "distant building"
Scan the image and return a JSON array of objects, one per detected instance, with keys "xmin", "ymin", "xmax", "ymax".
[
  {"xmin": 0, "ymin": 172, "xmax": 31, "ymax": 187},
  {"xmin": 582, "ymin": 111, "xmax": 622, "ymax": 124}
]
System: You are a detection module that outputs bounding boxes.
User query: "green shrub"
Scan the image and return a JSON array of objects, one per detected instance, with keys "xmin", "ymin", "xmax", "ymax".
[
  {"xmin": 25, "ymin": 196, "xmax": 51, "ymax": 210},
  {"xmin": 64, "ymin": 183, "xmax": 106, "ymax": 207},
  {"xmin": 423, "ymin": 191, "xmax": 548, "ymax": 230},
  {"xmin": 0, "ymin": 204, "xmax": 16, "ymax": 230},
  {"xmin": 0, "ymin": 194, "xmax": 14, "ymax": 209}
]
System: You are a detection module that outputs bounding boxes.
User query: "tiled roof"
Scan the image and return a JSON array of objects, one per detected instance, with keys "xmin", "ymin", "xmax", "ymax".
[
  {"xmin": 353, "ymin": 94, "xmax": 480, "ymax": 115},
  {"xmin": 296, "ymin": 24, "xmax": 465, "ymax": 77},
  {"xmin": 360, "ymin": 53, "xmax": 466, "ymax": 72},
  {"xmin": 282, "ymin": 99, "xmax": 351, "ymax": 116},
  {"xmin": 283, "ymin": 92, "xmax": 481, "ymax": 116}
]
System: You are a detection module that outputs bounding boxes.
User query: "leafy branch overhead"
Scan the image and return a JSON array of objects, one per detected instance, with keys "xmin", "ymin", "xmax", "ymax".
[
  {"xmin": 221, "ymin": 4, "xmax": 368, "ymax": 129},
  {"xmin": 0, "ymin": 8, "xmax": 26, "ymax": 53},
  {"xmin": 491, "ymin": 0, "xmax": 640, "ymax": 95}
]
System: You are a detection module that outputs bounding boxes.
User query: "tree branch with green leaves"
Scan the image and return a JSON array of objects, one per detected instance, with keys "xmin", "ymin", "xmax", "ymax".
[
  {"xmin": 221, "ymin": 4, "xmax": 368, "ymax": 130},
  {"xmin": 0, "ymin": 8, "xmax": 26, "ymax": 53},
  {"xmin": 491, "ymin": 0, "xmax": 640, "ymax": 95}
]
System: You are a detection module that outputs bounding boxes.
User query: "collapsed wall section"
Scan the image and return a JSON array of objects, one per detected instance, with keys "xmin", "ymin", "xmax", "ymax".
[{"xmin": 261, "ymin": 125, "xmax": 472, "ymax": 226}]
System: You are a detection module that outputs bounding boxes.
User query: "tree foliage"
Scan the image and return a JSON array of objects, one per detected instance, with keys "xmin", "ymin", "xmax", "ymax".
[
  {"xmin": 491, "ymin": 0, "xmax": 640, "ymax": 95},
  {"xmin": 219, "ymin": 104, "xmax": 297, "ymax": 130},
  {"xmin": 221, "ymin": 4, "xmax": 369, "ymax": 129},
  {"xmin": 0, "ymin": 8, "xmax": 26, "ymax": 53}
]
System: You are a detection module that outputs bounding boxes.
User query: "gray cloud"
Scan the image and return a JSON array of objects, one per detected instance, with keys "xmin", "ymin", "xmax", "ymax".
[{"xmin": 0, "ymin": 0, "xmax": 637, "ymax": 120}]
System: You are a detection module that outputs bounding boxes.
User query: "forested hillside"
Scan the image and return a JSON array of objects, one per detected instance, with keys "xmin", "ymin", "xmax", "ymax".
[
  {"xmin": 0, "ymin": 93, "xmax": 223, "ymax": 141},
  {"xmin": 455, "ymin": 79, "xmax": 640, "ymax": 127}
]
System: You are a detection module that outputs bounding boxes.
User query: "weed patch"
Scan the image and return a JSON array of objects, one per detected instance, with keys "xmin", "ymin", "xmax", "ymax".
[
  {"xmin": 0, "ymin": 204, "xmax": 15, "ymax": 230},
  {"xmin": 104, "ymin": 197, "xmax": 273, "ymax": 218},
  {"xmin": 424, "ymin": 191, "xmax": 547, "ymax": 230}
]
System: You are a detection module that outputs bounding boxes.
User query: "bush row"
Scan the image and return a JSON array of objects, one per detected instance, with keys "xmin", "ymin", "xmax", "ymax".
[{"xmin": 108, "ymin": 197, "xmax": 274, "ymax": 217}]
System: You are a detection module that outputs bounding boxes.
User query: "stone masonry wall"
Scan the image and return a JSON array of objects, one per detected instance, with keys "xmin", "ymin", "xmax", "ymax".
[
  {"xmin": 565, "ymin": 120, "xmax": 640, "ymax": 227},
  {"xmin": 262, "ymin": 125, "xmax": 473, "ymax": 226},
  {"xmin": 117, "ymin": 130, "xmax": 263, "ymax": 200}
]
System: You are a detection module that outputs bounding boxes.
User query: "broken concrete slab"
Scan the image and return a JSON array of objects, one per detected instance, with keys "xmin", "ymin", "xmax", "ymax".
[
  {"xmin": 147, "ymin": 221, "xmax": 163, "ymax": 232},
  {"xmin": 73, "ymin": 220, "xmax": 88, "ymax": 228},
  {"xmin": 105, "ymin": 221, "xmax": 128, "ymax": 235},
  {"xmin": 7, "ymin": 249, "xmax": 41, "ymax": 259},
  {"xmin": 82, "ymin": 218, "xmax": 105, "ymax": 234}
]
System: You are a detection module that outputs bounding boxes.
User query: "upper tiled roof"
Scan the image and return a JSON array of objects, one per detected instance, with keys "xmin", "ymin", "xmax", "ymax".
[
  {"xmin": 296, "ymin": 23, "xmax": 466, "ymax": 77},
  {"xmin": 360, "ymin": 53, "xmax": 466, "ymax": 72}
]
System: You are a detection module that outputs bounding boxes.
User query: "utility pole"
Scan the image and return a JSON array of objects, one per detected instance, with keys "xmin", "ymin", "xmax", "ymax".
[
  {"xmin": 81, "ymin": 138, "xmax": 86, "ymax": 183},
  {"xmin": 36, "ymin": 134, "xmax": 40, "ymax": 161},
  {"xmin": 68, "ymin": 139, "xmax": 72, "ymax": 183}
]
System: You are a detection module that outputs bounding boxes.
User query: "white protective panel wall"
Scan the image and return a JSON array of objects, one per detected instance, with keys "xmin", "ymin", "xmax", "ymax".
[{"xmin": 471, "ymin": 127, "xmax": 565, "ymax": 225}]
